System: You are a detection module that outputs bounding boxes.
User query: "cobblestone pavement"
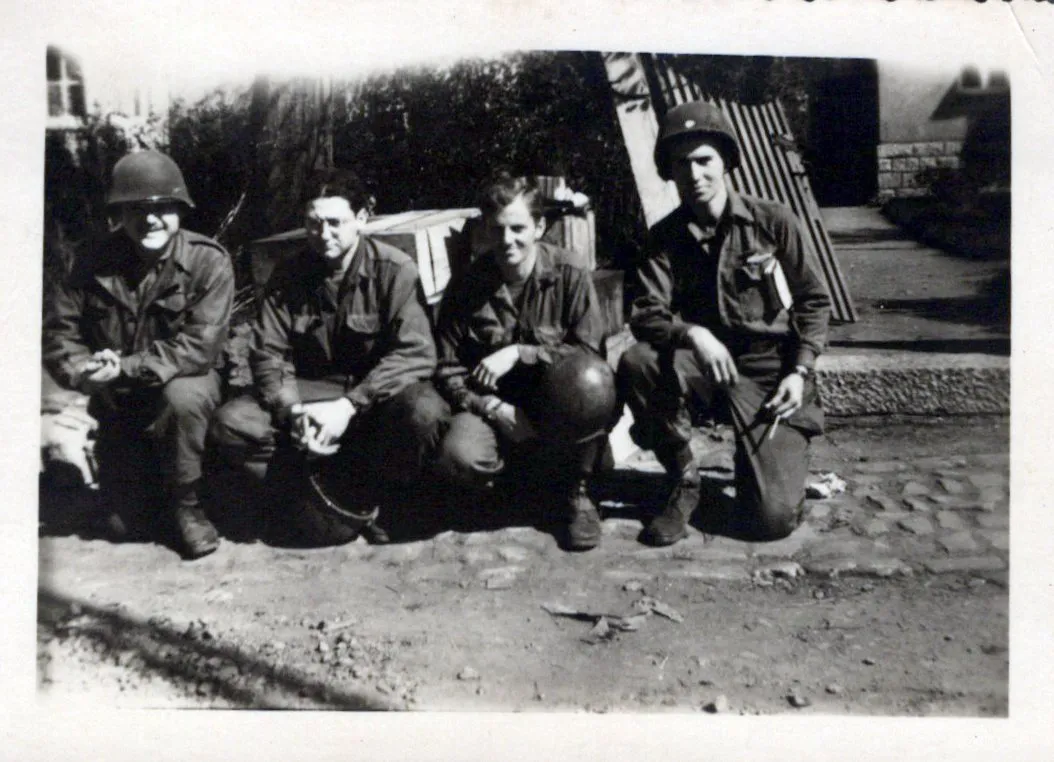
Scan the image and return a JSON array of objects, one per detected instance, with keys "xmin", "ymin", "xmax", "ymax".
[{"xmin": 352, "ymin": 425, "xmax": 1010, "ymax": 589}]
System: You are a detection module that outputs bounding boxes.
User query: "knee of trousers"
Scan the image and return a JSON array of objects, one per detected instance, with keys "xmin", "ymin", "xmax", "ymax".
[
  {"xmin": 737, "ymin": 490, "xmax": 803, "ymax": 542},
  {"xmin": 159, "ymin": 375, "xmax": 220, "ymax": 421},
  {"xmin": 393, "ymin": 381, "xmax": 452, "ymax": 448},
  {"xmin": 615, "ymin": 341, "xmax": 661, "ymax": 398},
  {"xmin": 433, "ymin": 412, "xmax": 503, "ymax": 487},
  {"xmin": 208, "ymin": 397, "xmax": 276, "ymax": 465}
]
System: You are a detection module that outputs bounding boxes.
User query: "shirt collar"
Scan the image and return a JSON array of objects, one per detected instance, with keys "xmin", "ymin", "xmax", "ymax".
[
  {"xmin": 531, "ymin": 242, "xmax": 559, "ymax": 286},
  {"xmin": 684, "ymin": 191, "xmax": 754, "ymax": 243},
  {"xmin": 726, "ymin": 191, "xmax": 755, "ymax": 223},
  {"xmin": 473, "ymin": 241, "xmax": 560, "ymax": 290}
]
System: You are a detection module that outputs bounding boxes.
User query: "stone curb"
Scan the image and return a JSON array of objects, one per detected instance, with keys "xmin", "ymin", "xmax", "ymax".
[{"xmin": 817, "ymin": 352, "xmax": 1009, "ymax": 416}]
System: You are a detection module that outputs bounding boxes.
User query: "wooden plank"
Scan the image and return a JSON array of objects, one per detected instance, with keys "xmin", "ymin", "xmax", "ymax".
[
  {"xmin": 543, "ymin": 211, "xmax": 596, "ymax": 271},
  {"xmin": 600, "ymin": 52, "xmax": 680, "ymax": 227},
  {"xmin": 591, "ymin": 268, "xmax": 625, "ymax": 341}
]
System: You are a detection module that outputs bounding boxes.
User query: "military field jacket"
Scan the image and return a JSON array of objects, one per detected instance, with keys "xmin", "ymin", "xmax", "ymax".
[
  {"xmin": 630, "ymin": 193, "xmax": 831, "ymax": 370},
  {"xmin": 250, "ymin": 236, "xmax": 437, "ymax": 416},
  {"xmin": 435, "ymin": 241, "xmax": 605, "ymax": 416},
  {"xmin": 43, "ymin": 229, "xmax": 234, "ymax": 390}
]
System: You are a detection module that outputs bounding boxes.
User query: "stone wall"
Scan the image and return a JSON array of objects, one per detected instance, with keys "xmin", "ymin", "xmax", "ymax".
[{"xmin": 876, "ymin": 140, "xmax": 963, "ymax": 200}]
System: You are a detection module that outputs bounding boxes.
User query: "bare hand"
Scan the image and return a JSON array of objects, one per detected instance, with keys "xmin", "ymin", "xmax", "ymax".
[
  {"xmin": 763, "ymin": 372, "xmax": 805, "ymax": 421},
  {"xmin": 686, "ymin": 326, "xmax": 738, "ymax": 386},
  {"xmin": 490, "ymin": 402, "xmax": 537, "ymax": 444},
  {"xmin": 290, "ymin": 398, "xmax": 355, "ymax": 456},
  {"xmin": 471, "ymin": 345, "xmax": 521, "ymax": 392},
  {"xmin": 78, "ymin": 349, "xmax": 121, "ymax": 394}
]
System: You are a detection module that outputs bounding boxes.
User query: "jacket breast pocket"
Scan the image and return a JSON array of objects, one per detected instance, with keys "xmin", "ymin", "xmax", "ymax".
[
  {"xmin": 343, "ymin": 313, "xmax": 382, "ymax": 358},
  {"xmin": 733, "ymin": 263, "xmax": 767, "ymax": 322},
  {"xmin": 151, "ymin": 292, "xmax": 188, "ymax": 335}
]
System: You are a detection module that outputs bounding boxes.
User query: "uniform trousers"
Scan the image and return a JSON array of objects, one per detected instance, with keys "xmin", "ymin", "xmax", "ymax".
[{"xmin": 617, "ymin": 339, "xmax": 821, "ymax": 541}]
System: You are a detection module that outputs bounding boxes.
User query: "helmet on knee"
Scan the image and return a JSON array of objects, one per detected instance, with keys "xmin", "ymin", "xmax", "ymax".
[{"xmin": 538, "ymin": 350, "xmax": 619, "ymax": 444}]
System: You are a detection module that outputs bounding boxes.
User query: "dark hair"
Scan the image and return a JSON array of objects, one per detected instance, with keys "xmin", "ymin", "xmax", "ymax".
[
  {"xmin": 657, "ymin": 132, "xmax": 738, "ymax": 181},
  {"xmin": 478, "ymin": 172, "xmax": 544, "ymax": 222},
  {"xmin": 303, "ymin": 168, "xmax": 372, "ymax": 213}
]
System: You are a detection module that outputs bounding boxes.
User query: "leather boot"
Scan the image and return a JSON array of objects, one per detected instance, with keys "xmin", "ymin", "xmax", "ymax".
[
  {"xmin": 174, "ymin": 503, "xmax": 220, "ymax": 559},
  {"xmin": 566, "ymin": 479, "xmax": 602, "ymax": 551},
  {"xmin": 643, "ymin": 468, "xmax": 700, "ymax": 546}
]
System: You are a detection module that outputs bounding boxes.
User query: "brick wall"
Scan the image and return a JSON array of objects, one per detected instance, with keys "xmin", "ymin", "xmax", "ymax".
[{"xmin": 876, "ymin": 141, "xmax": 963, "ymax": 200}]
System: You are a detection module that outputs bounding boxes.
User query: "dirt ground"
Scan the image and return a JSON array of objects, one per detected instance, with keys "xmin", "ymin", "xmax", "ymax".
[{"xmin": 37, "ymin": 416, "xmax": 1009, "ymax": 715}]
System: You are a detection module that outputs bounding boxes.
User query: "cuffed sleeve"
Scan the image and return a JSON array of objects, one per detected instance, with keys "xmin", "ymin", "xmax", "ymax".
[
  {"xmin": 557, "ymin": 265, "xmax": 606, "ymax": 360},
  {"xmin": 41, "ymin": 279, "xmax": 93, "ymax": 391},
  {"xmin": 773, "ymin": 213, "xmax": 830, "ymax": 369},
  {"xmin": 249, "ymin": 286, "xmax": 302, "ymax": 413},
  {"xmin": 628, "ymin": 243, "xmax": 691, "ymax": 352},
  {"xmin": 434, "ymin": 286, "xmax": 482, "ymax": 413}
]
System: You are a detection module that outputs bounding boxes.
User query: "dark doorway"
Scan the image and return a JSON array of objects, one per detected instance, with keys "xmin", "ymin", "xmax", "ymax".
[{"xmin": 806, "ymin": 60, "xmax": 879, "ymax": 207}]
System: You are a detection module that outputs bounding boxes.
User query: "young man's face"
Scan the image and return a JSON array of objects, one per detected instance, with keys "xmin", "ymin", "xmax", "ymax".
[
  {"xmin": 668, "ymin": 139, "xmax": 728, "ymax": 208},
  {"xmin": 120, "ymin": 201, "xmax": 182, "ymax": 255},
  {"xmin": 485, "ymin": 195, "xmax": 546, "ymax": 272},
  {"xmin": 304, "ymin": 196, "xmax": 367, "ymax": 263}
]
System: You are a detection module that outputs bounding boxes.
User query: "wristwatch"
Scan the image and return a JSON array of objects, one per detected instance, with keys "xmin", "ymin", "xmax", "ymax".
[{"xmin": 791, "ymin": 364, "xmax": 811, "ymax": 379}]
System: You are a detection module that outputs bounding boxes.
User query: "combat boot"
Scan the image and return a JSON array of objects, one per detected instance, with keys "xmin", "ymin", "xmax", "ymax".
[
  {"xmin": 174, "ymin": 503, "xmax": 220, "ymax": 559},
  {"xmin": 566, "ymin": 479, "xmax": 602, "ymax": 551},
  {"xmin": 643, "ymin": 468, "xmax": 700, "ymax": 546}
]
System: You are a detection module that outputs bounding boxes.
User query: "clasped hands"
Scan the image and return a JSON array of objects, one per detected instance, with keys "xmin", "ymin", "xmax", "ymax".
[
  {"xmin": 288, "ymin": 397, "xmax": 356, "ymax": 457},
  {"xmin": 77, "ymin": 349, "xmax": 122, "ymax": 395}
]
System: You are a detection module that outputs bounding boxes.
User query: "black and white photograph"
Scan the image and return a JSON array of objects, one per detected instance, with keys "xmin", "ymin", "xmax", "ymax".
[{"xmin": 6, "ymin": 0, "xmax": 1053, "ymax": 758}]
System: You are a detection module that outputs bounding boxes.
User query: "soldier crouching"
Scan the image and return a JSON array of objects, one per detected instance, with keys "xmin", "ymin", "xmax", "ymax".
[
  {"xmin": 618, "ymin": 101, "xmax": 831, "ymax": 546},
  {"xmin": 208, "ymin": 169, "xmax": 449, "ymax": 546},
  {"xmin": 42, "ymin": 151, "xmax": 234, "ymax": 559},
  {"xmin": 432, "ymin": 174, "xmax": 619, "ymax": 551}
]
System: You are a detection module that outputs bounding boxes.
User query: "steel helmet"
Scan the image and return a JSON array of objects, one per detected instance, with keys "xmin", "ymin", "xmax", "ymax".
[
  {"xmin": 654, "ymin": 100, "xmax": 741, "ymax": 180},
  {"xmin": 293, "ymin": 460, "xmax": 381, "ymax": 547},
  {"xmin": 106, "ymin": 150, "xmax": 196, "ymax": 208},
  {"xmin": 538, "ymin": 349, "xmax": 619, "ymax": 445}
]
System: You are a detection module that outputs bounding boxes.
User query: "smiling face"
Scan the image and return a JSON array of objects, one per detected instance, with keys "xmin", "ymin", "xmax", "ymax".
[
  {"xmin": 120, "ymin": 201, "xmax": 182, "ymax": 256},
  {"xmin": 485, "ymin": 194, "xmax": 546, "ymax": 276},
  {"xmin": 668, "ymin": 139, "xmax": 729, "ymax": 211},
  {"xmin": 304, "ymin": 196, "xmax": 368, "ymax": 265}
]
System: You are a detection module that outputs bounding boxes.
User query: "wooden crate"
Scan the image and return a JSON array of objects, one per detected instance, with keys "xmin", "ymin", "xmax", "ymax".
[
  {"xmin": 248, "ymin": 208, "xmax": 479, "ymax": 305},
  {"xmin": 591, "ymin": 268, "xmax": 624, "ymax": 341}
]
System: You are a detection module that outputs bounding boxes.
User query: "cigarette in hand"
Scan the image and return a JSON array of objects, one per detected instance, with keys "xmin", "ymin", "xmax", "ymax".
[{"xmin": 766, "ymin": 416, "xmax": 780, "ymax": 442}]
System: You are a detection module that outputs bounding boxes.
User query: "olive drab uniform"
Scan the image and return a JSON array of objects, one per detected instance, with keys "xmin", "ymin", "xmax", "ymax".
[
  {"xmin": 433, "ymin": 241, "xmax": 618, "ymax": 549},
  {"xmin": 617, "ymin": 99, "xmax": 832, "ymax": 544},
  {"xmin": 43, "ymin": 227, "xmax": 234, "ymax": 538},
  {"xmin": 208, "ymin": 234, "xmax": 450, "ymax": 540}
]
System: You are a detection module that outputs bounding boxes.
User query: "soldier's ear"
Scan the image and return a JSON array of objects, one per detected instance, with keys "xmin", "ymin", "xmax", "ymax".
[{"xmin": 355, "ymin": 207, "xmax": 369, "ymax": 225}]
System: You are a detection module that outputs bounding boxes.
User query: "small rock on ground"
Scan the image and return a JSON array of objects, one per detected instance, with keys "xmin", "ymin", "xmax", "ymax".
[{"xmin": 704, "ymin": 695, "xmax": 730, "ymax": 713}]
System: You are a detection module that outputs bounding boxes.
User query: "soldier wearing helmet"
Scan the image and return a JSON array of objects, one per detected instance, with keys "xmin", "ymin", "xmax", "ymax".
[
  {"xmin": 43, "ymin": 150, "xmax": 234, "ymax": 559},
  {"xmin": 433, "ymin": 173, "xmax": 618, "ymax": 551},
  {"xmin": 617, "ymin": 100, "xmax": 831, "ymax": 545}
]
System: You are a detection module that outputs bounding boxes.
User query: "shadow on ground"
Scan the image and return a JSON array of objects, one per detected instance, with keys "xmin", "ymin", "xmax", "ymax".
[{"xmin": 37, "ymin": 588, "xmax": 394, "ymax": 709}]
